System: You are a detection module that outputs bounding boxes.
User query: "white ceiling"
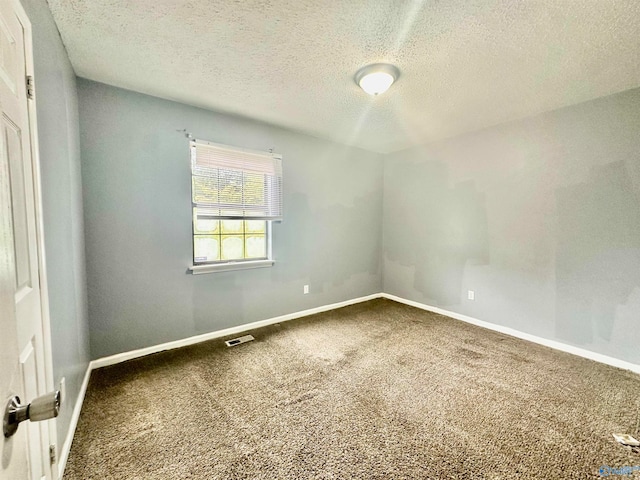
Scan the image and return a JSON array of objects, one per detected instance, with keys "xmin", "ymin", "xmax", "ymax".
[{"xmin": 48, "ymin": 0, "xmax": 640, "ymax": 154}]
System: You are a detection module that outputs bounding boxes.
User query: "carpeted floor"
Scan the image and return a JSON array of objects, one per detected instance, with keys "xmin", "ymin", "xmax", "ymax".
[{"xmin": 64, "ymin": 299, "xmax": 640, "ymax": 479}]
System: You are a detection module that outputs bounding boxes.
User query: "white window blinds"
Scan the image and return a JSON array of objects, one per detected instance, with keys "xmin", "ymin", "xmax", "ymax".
[{"xmin": 191, "ymin": 139, "xmax": 283, "ymax": 220}]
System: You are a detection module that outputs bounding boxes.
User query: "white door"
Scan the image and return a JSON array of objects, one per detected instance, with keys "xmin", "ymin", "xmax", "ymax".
[{"xmin": 0, "ymin": 0, "xmax": 56, "ymax": 479}]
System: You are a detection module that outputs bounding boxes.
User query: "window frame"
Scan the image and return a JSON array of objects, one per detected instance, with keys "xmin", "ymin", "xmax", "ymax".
[{"xmin": 188, "ymin": 139, "xmax": 280, "ymax": 274}]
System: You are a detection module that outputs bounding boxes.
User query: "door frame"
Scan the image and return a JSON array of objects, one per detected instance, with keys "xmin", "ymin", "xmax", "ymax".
[{"xmin": 12, "ymin": 0, "xmax": 58, "ymax": 475}]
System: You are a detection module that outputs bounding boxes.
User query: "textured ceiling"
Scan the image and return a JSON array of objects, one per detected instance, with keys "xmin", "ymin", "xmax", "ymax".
[{"xmin": 48, "ymin": 0, "xmax": 640, "ymax": 153}]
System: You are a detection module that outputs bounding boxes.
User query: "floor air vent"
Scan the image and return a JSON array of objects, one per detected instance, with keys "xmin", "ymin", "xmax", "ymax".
[{"xmin": 225, "ymin": 334, "xmax": 255, "ymax": 347}]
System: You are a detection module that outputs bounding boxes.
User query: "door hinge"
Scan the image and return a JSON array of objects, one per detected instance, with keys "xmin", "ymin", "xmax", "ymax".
[
  {"xmin": 49, "ymin": 444, "xmax": 56, "ymax": 465},
  {"xmin": 26, "ymin": 75, "xmax": 34, "ymax": 100}
]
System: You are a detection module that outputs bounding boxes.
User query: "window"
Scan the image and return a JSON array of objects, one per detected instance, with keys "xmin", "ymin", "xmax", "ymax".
[{"xmin": 189, "ymin": 139, "xmax": 283, "ymax": 274}]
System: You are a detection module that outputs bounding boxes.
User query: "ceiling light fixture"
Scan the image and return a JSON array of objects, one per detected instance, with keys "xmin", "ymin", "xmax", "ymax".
[{"xmin": 354, "ymin": 63, "xmax": 400, "ymax": 96}]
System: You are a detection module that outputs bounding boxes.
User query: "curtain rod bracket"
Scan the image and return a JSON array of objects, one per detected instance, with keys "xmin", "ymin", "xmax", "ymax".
[{"xmin": 177, "ymin": 128, "xmax": 193, "ymax": 139}]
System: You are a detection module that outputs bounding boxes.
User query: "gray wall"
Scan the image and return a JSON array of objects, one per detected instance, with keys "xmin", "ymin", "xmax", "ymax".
[
  {"xmin": 77, "ymin": 79, "xmax": 383, "ymax": 359},
  {"xmin": 384, "ymin": 88, "xmax": 640, "ymax": 365},
  {"xmin": 80, "ymin": 78, "xmax": 640, "ymax": 368},
  {"xmin": 19, "ymin": 0, "xmax": 90, "ymax": 455}
]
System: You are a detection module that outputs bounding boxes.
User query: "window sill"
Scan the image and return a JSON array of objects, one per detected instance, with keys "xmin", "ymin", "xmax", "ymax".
[{"xmin": 189, "ymin": 259, "xmax": 274, "ymax": 275}]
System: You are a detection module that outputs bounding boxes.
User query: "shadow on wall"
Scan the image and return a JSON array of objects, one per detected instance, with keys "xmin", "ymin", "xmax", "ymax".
[
  {"xmin": 385, "ymin": 161, "xmax": 489, "ymax": 305},
  {"xmin": 273, "ymin": 191, "xmax": 381, "ymax": 290},
  {"xmin": 555, "ymin": 160, "xmax": 640, "ymax": 345}
]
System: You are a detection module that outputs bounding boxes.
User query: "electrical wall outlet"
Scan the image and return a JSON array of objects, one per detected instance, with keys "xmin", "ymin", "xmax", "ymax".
[
  {"xmin": 468, "ymin": 290, "xmax": 475, "ymax": 300},
  {"xmin": 303, "ymin": 285, "xmax": 309, "ymax": 294}
]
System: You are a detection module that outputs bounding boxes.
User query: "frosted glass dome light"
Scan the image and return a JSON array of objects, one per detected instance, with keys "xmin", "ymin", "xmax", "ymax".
[{"xmin": 355, "ymin": 64, "xmax": 400, "ymax": 96}]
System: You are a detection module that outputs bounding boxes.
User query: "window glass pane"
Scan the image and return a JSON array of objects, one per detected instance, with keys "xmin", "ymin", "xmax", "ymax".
[
  {"xmin": 245, "ymin": 235, "xmax": 266, "ymax": 258},
  {"xmin": 192, "ymin": 175, "xmax": 219, "ymax": 204},
  {"xmin": 194, "ymin": 209, "xmax": 219, "ymax": 234},
  {"xmin": 221, "ymin": 220, "xmax": 243, "ymax": 234},
  {"xmin": 194, "ymin": 235, "xmax": 219, "ymax": 262},
  {"xmin": 221, "ymin": 235, "xmax": 244, "ymax": 260},
  {"xmin": 245, "ymin": 220, "xmax": 266, "ymax": 233},
  {"xmin": 218, "ymin": 169, "xmax": 243, "ymax": 205},
  {"xmin": 243, "ymin": 172, "xmax": 265, "ymax": 206}
]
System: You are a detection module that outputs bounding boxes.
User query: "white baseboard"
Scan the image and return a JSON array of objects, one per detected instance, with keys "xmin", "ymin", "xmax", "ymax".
[
  {"xmin": 58, "ymin": 291, "xmax": 638, "ymax": 479},
  {"xmin": 381, "ymin": 293, "xmax": 640, "ymax": 375},
  {"xmin": 90, "ymin": 293, "xmax": 382, "ymax": 369},
  {"xmin": 57, "ymin": 363, "xmax": 92, "ymax": 480},
  {"xmin": 90, "ymin": 291, "xmax": 640, "ymax": 374}
]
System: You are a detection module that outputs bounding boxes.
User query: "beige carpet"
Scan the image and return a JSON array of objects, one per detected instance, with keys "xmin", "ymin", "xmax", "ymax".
[{"xmin": 64, "ymin": 299, "xmax": 640, "ymax": 479}]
